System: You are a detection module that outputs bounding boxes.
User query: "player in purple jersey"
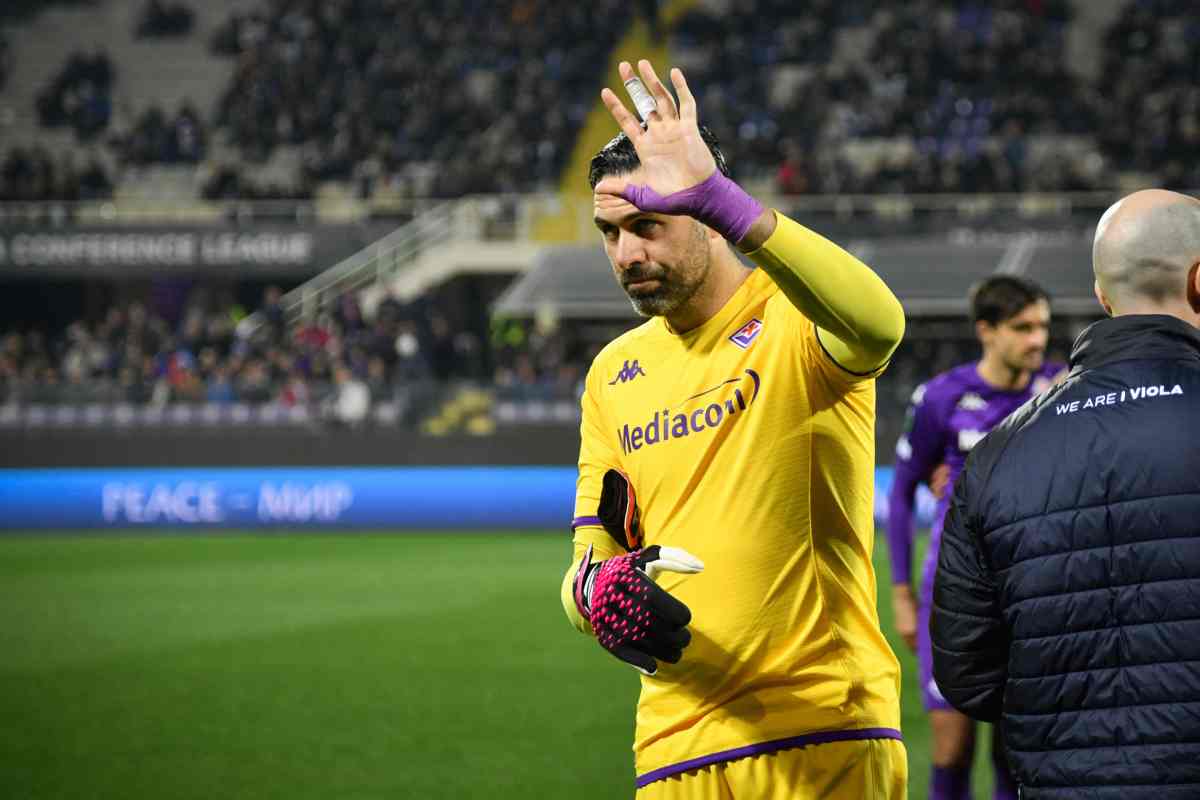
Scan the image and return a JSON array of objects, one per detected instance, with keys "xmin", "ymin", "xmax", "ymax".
[{"xmin": 887, "ymin": 276, "xmax": 1063, "ymax": 800}]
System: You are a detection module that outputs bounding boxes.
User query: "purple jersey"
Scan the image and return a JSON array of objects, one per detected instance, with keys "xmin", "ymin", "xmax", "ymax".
[
  {"xmin": 888, "ymin": 360, "xmax": 1061, "ymax": 711},
  {"xmin": 886, "ymin": 360, "xmax": 1063, "ymax": 591}
]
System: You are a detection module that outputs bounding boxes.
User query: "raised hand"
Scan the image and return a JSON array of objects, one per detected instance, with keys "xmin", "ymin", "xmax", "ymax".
[
  {"xmin": 594, "ymin": 60, "xmax": 717, "ymax": 202},
  {"xmin": 593, "ymin": 60, "xmax": 768, "ymax": 247}
]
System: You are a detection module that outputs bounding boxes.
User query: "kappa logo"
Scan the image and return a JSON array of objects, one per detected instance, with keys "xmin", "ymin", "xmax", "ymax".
[
  {"xmin": 608, "ymin": 359, "xmax": 647, "ymax": 385},
  {"xmin": 729, "ymin": 318, "xmax": 763, "ymax": 349},
  {"xmin": 958, "ymin": 429, "xmax": 986, "ymax": 452},
  {"xmin": 957, "ymin": 392, "xmax": 987, "ymax": 411}
]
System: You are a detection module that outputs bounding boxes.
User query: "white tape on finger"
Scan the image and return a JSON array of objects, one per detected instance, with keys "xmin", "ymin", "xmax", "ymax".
[{"xmin": 623, "ymin": 76, "xmax": 659, "ymax": 122}]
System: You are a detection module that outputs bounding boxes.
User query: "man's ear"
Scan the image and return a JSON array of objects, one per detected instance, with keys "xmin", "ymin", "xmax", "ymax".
[
  {"xmin": 1187, "ymin": 262, "xmax": 1200, "ymax": 314},
  {"xmin": 975, "ymin": 319, "xmax": 993, "ymax": 344},
  {"xmin": 1093, "ymin": 280, "xmax": 1114, "ymax": 317}
]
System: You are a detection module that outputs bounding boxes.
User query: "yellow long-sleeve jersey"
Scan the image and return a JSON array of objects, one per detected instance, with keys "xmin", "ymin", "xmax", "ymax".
[{"xmin": 563, "ymin": 212, "xmax": 904, "ymax": 785}]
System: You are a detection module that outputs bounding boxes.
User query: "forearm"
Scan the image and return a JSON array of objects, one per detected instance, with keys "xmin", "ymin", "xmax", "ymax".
[
  {"xmin": 561, "ymin": 555, "xmax": 590, "ymax": 634},
  {"xmin": 884, "ymin": 487, "xmax": 916, "ymax": 587},
  {"xmin": 745, "ymin": 211, "xmax": 905, "ymax": 373}
]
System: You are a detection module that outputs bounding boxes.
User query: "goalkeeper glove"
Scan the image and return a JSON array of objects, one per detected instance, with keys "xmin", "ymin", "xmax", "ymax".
[
  {"xmin": 572, "ymin": 469, "xmax": 703, "ymax": 675},
  {"xmin": 573, "ymin": 544, "xmax": 703, "ymax": 675}
]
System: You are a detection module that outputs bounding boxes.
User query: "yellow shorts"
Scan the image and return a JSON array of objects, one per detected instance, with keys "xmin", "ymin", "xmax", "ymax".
[{"xmin": 636, "ymin": 737, "xmax": 907, "ymax": 800}]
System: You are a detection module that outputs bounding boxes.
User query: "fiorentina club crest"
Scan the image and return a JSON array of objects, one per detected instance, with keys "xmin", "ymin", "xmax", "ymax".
[{"xmin": 729, "ymin": 318, "xmax": 763, "ymax": 350}]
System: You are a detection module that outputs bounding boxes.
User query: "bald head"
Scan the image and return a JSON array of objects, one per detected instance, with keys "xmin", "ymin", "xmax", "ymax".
[{"xmin": 1093, "ymin": 189, "xmax": 1200, "ymax": 318}]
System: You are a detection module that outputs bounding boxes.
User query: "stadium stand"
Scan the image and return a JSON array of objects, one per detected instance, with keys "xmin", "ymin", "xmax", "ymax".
[
  {"xmin": 0, "ymin": 146, "xmax": 114, "ymax": 202},
  {"xmin": 1097, "ymin": 0, "xmax": 1200, "ymax": 187},
  {"xmin": 0, "ymin": 0, "xmax": 99, "ymax": 23},
  {"xmin": 671, "ymin": 0, "xmax": 1105, "ymax": 193},
  {"xmin": 109, "ymin": 100, "xmax": 207, "ymax": 165},
  {"xmin": 0, "ymin": 32, "xmax": 11, "ymax": 91},
  {"xmin": 135, "ymin": 0, "xmax": 195, "ymax": 39},
  {"xmin": 0, "ymin": 0, "xmax": 1182, "ymax": 205},
  {"xmin": 209, "ymin": 0, "xmax": 631, "ymax": 195},
  {"xmin": 35, "ymin": 48, "xmax": 115, "ymax": 141},
  {"xmin": 0, "ymin": 285, "xmax": 462, "ymax": 424}
]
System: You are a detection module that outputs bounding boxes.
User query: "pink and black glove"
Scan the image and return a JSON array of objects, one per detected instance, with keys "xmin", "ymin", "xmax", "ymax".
[
  {"xmin": 572, "ymin": 544, "xmax": 702, "ymax": 675},
  {"xmin": 572, "ymin": 469, "xmax": 703, "ymax": 675}
]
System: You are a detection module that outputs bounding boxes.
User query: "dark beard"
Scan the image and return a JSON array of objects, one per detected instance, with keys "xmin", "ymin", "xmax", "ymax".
[
  {"xmin": 623, "ymin": 226, "xmax": 710, "ymax": 318},
  {"xmin": 626, "ymin": 280, "xmax": 695, "ymax": 317},
  {"xmin": 1006, "ymin": 351, "xmax": 1044, "ymax": 373}
]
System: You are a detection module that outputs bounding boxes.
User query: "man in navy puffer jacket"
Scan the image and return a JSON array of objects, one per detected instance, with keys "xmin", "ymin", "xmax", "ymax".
[{"xmin": 930, "ymin": 189, "xmax": 1200, "ymax": 799}]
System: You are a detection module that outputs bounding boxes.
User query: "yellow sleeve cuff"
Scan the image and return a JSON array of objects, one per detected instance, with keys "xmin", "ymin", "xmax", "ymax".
[{"xmin": 560, "ymin": 527, "xmax": 625, "ymax": 634}]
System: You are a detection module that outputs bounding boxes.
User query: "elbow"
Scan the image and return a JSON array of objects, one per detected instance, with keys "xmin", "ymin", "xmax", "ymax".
[
  {"xmin": 875, "ymin": 294, "xmax": 906, "ymax": 352},
  {"xmin": 931, "ymin": 621, "xmax": 1007, "ymax": 722},
  {"xmin": 935, "ymin": 671, "xmax": 1005, "ymax": 723},
  {"xmin": 930, "ymin": 643, "xmax": 1005, "ymax": 722},
  {"xmin": 859, "ymin": 295, "xmax": 906, "ymax": 366}
]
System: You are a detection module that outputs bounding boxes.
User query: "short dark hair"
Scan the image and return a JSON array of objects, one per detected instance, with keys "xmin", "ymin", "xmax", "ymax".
[
  {"xmin": 969, "ymin": 276, "xmax": 1050, "ymax": 326},
  {"xmin": 587, "ymin": 125, "xmax": 731, "ymax": 190}
]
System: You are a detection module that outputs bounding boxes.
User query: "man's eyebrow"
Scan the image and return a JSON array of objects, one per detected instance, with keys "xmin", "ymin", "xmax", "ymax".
[{"xmin": 593, "ymin": 211, "xmax": 654, "ymax": 228}]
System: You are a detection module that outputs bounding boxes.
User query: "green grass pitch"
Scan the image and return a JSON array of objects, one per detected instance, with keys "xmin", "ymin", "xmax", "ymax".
[{"xmin": 0, "ymin": 532, "xmax": 996, "ymax": 798}]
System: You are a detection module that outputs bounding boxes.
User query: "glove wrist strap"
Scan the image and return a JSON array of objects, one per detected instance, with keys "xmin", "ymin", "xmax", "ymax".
[{"xmin": 572, "ymin": 545, "xmax": 597, "ymax": 617}]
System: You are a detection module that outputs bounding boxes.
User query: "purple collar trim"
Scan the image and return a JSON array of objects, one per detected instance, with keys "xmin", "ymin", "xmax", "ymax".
[{"xmin": 635, "ymin": 726, "xmax": 902, "ymax": 788}]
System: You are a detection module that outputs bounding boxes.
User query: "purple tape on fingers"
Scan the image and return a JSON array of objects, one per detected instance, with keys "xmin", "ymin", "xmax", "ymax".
[{"xmin": 620, "ymin": 171, "xmax": 765, "ymax": 244}]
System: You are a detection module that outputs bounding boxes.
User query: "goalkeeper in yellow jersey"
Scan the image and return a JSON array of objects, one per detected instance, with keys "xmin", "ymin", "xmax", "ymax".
[{"xmin": 560, "ymin": 60, "xmax": 908, "ymax": 799}]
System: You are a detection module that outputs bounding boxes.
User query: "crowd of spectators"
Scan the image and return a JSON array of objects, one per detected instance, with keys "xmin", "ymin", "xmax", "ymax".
[
  {"xmin": 200, "ymin": 162, "xmax": 313, "ymax": 201},
  {"xmin": 0, "ymin": 0, "xmax": 96, "ymax": 23},
  {"xmin": 35, "ymin": 48, "xmax": 114, "ymax": 141},
  {"xmin": 1096, "ymin": 0, "xmax": 1200, "ymax": 187},
  {"xmin": 672, "ymin": 0, "xmax": 1099, "ymax": 194},
  {"xmin": 0, "ymin": 105, "xmax": 209, "ymax": 203},
  {"xmin": 10, "ymin": 0, "xmax": 1200, "ymax": 203},
  {"xmin": 30, "ymin": 48, "xmax": 210, "ymax": 170},
  {"xmin": 489, "ymin": 315, "xmax": 585, "ymax": 404},
  {"xmin": 0, "ymin": 285, "xmax": 508, "ymax": 427},
  {"xmin": 108, "ymin": 101, "xmax": 207, "ymax": 165},
  {"xmin": 0, "ymin": 33, "xmax": 12, "ymax": 91},
  {"xmin": 135, "ymin": 0, "xmax": 194, "ymax": 39},
  {"xmin": 0, "ymin": 146, "xmax": 114, "ymax": 202},
  {"xmin": 208, "ymin": 0, "xmax": 629, "ymax": 195}
]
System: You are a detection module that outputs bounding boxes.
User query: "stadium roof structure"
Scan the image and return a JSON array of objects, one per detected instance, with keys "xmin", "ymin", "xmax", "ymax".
[
  {"xmin": 493, "ymin": 230, "xmax": 1103, "ymax": 320},
  {"xmin": 492, "ymin": 245, "xmax": 639, "ymax": 319}
]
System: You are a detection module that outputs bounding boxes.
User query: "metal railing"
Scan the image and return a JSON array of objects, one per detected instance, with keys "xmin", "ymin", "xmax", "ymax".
[
  {"xmin": 0, "ymin": 193, "xmax": 551, "ymax": 228},
  {"xmin": 237, "ymin": 200, "xmax": 462, "ymax": 334},
  {"xmin": 0, "ymin": 199, "xmax": 322, "ymax": 226}
]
